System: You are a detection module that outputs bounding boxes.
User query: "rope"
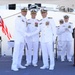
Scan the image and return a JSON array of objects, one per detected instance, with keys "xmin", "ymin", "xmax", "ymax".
[
  {"xmin": 2, "ymin": 10, "xmax": 75, "ymax": 19},
  {"xmin": 3, "ymin": 12, "xmax": 21, "ymax": 19}
]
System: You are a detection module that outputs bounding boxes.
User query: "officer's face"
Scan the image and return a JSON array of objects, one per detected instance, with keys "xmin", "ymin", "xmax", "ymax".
[
  {"xmin": 21, "ymin": 11, "xmax": 27, "ymax": 16},
  {"xmin": 64, "ymin": 18, "xmax": 69, "ymax": 22},
  {"xmin": 31, "ymin": 13, "xmax": 37, "ymax": 18},
  {"xmin": 41, "ymin": 12, "xmax": 47, "ymax": 18}
]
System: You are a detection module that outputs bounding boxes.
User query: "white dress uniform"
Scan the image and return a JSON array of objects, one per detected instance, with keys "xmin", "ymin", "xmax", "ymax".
[
  {"xmin": 57, "ymin": 25, "xmax": 64, "ymax": 56},
  {"xmin": 11, "ymin": 14, "xmax": 28, "ymax": 71},
  {"xmin": 39, "ymin": 17, "xmax": 56, "ymax": 70},
  {"xmin": 58, "ymin": 22, "xmax": 73, "ymax": 61},
  {"xmin": 26, "ymin": 18, "xmax": 39, "ymax": 66}
]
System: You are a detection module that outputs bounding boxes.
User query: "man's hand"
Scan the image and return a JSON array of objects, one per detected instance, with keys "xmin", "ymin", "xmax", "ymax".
[
  {"xmin": 24, "ymin": 33, "xmax": 30, "ymax": 37},
  {"xmin": 26, "ymin": 33, "xmax": 31, "ymax": 37},
  {"xmin": 24, "ymin": 32, "xmax": 34, "ymax": 37}
]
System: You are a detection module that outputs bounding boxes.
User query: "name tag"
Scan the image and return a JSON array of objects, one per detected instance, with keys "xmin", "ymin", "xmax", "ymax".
[
  {"xmin": 40, "ymin": 23, "xmax": 42, "ymax": 25},
  {"xmin": 22, "ymin": 20, "xmax": 25, "ymax": 22},
  {"xmin": 27, "ymin": 22, "xmax": 31, "ymax": 24}
]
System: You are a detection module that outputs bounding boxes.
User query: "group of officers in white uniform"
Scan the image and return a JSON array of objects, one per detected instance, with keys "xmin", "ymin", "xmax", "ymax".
[
  {"xmin": 57, "ymin": 17, "xmax": 73, "ymax": 62},
  {"xmin": 11, "ymin": 6, "xmax": 74, "ymax": 71}
]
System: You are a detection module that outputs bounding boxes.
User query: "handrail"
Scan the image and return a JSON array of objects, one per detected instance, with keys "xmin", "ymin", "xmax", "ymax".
[{"xmin": 3, "ymin": 12, "xmax": 21, "ymax": 19}]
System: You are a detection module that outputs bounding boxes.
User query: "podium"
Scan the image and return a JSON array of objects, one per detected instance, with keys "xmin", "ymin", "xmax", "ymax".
[{"xmin": 7, "ymin": 40, "xmax": 14, "ymax": 55}]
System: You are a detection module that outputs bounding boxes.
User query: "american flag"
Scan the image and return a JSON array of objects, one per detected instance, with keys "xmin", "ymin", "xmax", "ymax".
[{"xmin": 0, "ymin": 16, "xmax": 12, "ymax": 40}]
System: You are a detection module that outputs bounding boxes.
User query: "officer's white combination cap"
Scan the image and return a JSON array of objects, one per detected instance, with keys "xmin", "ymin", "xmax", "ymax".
[
  {"xmin": 40, "ymin": 7, "xmax": 48, "ymax": 12},
  {"xmin": 64, "ymin": 15, "xmax": 69, "ymax": 19},
  {"xmin": 21, "ymin": 7, "xmax": 27, "ymax": 11},
  {"xmin": 30, "ymin": 9, "xmax": 37, "ymax": 13}
]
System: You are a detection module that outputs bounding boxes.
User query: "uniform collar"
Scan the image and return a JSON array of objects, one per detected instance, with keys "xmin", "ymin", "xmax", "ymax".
[
  {"xmin": 31, "ymin": 18, "xmax": 36, "ymax": 21},
  {"xmin": 42, "ymin": 17, "xmax": 48, "ymax": 21},
  {"xmin": 64, "ymin": 22, "xmax": 69, "ymax": 24},
  {"xmin": 31, "ymin": 18, "xmax": 35, "ymax": 20},
  {"xmin": 21, "ymin": 14, "xmax": 26, "ymax": 19}
]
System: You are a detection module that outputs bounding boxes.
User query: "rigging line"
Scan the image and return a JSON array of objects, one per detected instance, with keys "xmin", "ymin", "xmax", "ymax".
[
  {"xmin": 3, "ymin": 12, "xmax": 21, "ymax": 19},
  {"xmin": 2, "ymin": 11, "xmax": 75, "ymax": 19}
]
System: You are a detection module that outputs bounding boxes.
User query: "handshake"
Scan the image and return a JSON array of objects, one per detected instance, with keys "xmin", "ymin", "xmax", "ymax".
[
  {"xmin": 24, "ymin": 33, "xmax": 33, "ymax": 37},
  {"xmin": 26, "ymin": 33, "xmax": 32, "ymax": 37},
  {"xmin": 65, "ymin": 26, "xmax": 69, "ymax": 31}
]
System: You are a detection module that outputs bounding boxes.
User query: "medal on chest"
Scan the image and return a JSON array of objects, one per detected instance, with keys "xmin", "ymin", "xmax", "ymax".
[
  {"xmin": 68, "ymin": 25, "xmax": 71, "ymax": 28},
  {"xmin": 35, "ymin": 22, "xmax": 38, "ymax": 27},
  {"xmin": 45, "ymin": 21, "xmax": 49, "ymax": 27}
]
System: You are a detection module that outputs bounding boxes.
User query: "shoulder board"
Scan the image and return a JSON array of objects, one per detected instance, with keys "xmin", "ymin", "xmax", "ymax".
[
  {"xmin": 48, "ymin": 17, "xmax": 52, "ymax": 19},
  {"xmin": 18, "ymin": 16, "xmax": 21, "ymax": 17},
  {"xmin": 69, "ymin": 22, "xmax": 73, "ymax": 24},
  {"xmin": 27, "ymin": 19, "xmax": 30, "ymax": 21}
]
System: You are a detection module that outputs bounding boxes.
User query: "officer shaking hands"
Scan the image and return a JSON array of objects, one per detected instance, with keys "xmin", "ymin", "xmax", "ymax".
[
  {"xmin": 39, "ymin": 7, "xmax": 56, "ymax": 70},
  {"xmin": 25, "ymin": 9, "xmax": 40, "ymax": 67},
  {"xmin": 11, "ymin": 7, "xmax": 30, "ymax": 71}
]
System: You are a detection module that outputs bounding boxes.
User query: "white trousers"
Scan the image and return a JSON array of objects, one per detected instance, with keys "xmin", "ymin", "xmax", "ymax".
[
  {"xmin": 57, "ymin": 41, "xmax": 63, "ymax": 56},
  {"xmin": 11, "ymin": 41, "xmax": 24, "ymax": 68},
  {"xmin": 60, "ymin": 41, "xmax": 73, "ymax": 60},
  {"xmin": 26, "ymin": 41, "xmax": 39, "ymax": 64},
  {"xmin": 41, "ymin": 42, "xmax": 55, "ymax": 67}
]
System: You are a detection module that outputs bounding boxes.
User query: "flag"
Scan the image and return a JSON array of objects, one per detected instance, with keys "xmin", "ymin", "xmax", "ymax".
[{"xmin": 0, "ymin": 16, "xmax": 12, "ymax": 40}]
